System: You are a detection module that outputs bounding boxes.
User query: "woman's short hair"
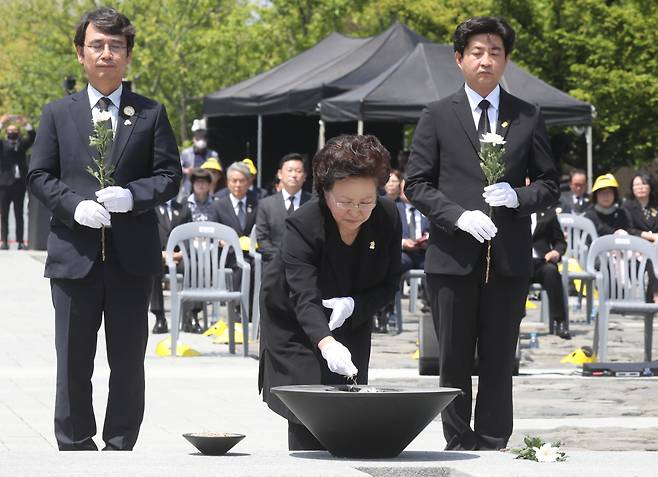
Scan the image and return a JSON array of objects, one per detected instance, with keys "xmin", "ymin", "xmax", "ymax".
[
  {"xmin": 190, "ymin": 168, "xmax": 212, "ymax": 184},
  {"xmin": 629, "ymin": 171, "xmax": 658, "ymax": 205},
  {"xmin": 313, "ymin": 134, "xmax": 391, "ymax": 197},
  {"xmin": 74, "ymin": 7, "xmax": 136, "ymax": 52}
]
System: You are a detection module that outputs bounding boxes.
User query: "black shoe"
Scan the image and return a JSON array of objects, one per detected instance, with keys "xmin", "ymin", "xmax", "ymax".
[
  {"xmin": 152, "ymin": 315, "xmax": 169, "ymax": 334},
  {"xmin": 0, "ymin": 242, "xmax": 8, "ymax": 250},
  {"xmin": 556, "ymin": 322, "xmax": 571, "ymax": 340},
  {"xmin": 188, "ymin": 313, "xmax": 203, "ymax": 334},
  {"xmin": 17, "ymin": 243, "xmax": 25, "ymax": 250}
]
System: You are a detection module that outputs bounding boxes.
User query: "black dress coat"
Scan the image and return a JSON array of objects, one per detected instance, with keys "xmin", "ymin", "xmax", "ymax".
[
  {"xmin": 622, "ymin": 199, "xmax": 658, "ymax": 236},
  {"xmin": 584, "ymin": 205, "xmax": 631, "ymax": 237},
  {"xmin": 258, "ymin": 197, "xmax": 402, "ymax": 421},
  {"xmin": 532, "ymin": 208, "xmax": 567, "ymax": 258}
]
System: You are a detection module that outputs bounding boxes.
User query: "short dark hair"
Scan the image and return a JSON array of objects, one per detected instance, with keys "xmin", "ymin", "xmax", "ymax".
[
  {"xmin": 570, "ymin": 169, "xmax": 587, "ymax": 180},
  {"xmin": 629, "ymin": 171, "xmax": 658, "ymax": 205},
  {"xmin": 279, "ymin": 153, "xmax": 306, "ymax": 170},
  {"xmin": 74, "ymin": 7, "xmax": 136, "ymax": 52},
  {"xmin": 190, "ymin": 168, "xmax": 212, "ymax": 184},
  {"xmin": 453, "ymin": 17, "xmax": 515, "ymax": 57},
  {"xmin": 313, "ymin": 134, "xmax": 390, "ymax": 199}
]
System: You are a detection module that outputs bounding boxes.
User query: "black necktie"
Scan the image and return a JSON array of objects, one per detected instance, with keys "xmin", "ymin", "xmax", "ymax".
[
  {"xmin": 287, "ymin": 196, "xmax": 295, "ymax": 216},
  {"xmin": 96, "ymin": 96, "xmax": 113, "ymax": 132},
  {"xmin": 477, "ymin": 99, "xmax": 491, "ymax": 141},
  {"xmin": 237, "ymin": 200, "xmax": 246, "ymax": 230},
  {"xmin": 408, "ymin": 207, "xmax": 417, "ymax": 240}
]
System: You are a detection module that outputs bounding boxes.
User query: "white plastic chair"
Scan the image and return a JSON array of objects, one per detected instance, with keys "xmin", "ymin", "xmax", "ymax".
[
  {"xmin": 248, "ymin": 226, "xmax": 262, "ymax": 341},
  {"xmin": 586, "ymin": 235, "xmax": 657, "ymax": 362},
  {"xmin": 558, "ymin": 213, "xmax": 598, "ymax": 323},
  {"xmin": 166, "ymin": 222, "xmax": 251, "ymax": 356}
]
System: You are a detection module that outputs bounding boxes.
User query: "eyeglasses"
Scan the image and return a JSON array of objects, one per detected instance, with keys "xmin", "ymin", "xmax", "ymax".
[
  {"xmin": 329, "ymin": 193, "xmax": 377, "ymax": 210},
  {"xmin": 85, "ymin": 42, "xmax": 128, "ymax": 55}
]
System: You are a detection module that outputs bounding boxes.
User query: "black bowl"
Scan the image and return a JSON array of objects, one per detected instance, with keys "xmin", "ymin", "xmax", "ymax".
[
  {"xmin": 272, "ymin": 384, "xmax": 460, "ymax": 458},
  {"xmin": 182, "ymin": 432, "xmax": 245, "ymax": 455}
]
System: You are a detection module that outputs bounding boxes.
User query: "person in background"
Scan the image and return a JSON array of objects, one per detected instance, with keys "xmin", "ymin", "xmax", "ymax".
[
  {"xmin": 383, "ymin": 169, "xmax": 402, "ymax": 202},
  {"xmin": 256, "ymin": 153, "xmax": 312, "ymax": 264},
  {"xmin": 200, "ymin": 157, "xmax": 225, "ymax": 196},
  {"xmin": 259, "ymin": 134, "xmax": 401, "ymax": 451},
  {"xmin": 584, "ymin": 173, "xmax": 630, "ymax": 237},
  {"xmin": 187, "ymin": 168, "xmax": 215, "ymax": 222},
  {"xmin": 0, "ymin": 114, "xmax": 35, "ymax": 250},
  {"xmin": 242, "ymin": 157, "xmax": 268, "ymax": 201},
  {"xmin": 179, "ymin": 118, "xmax": 220, "ymax": 195},
  {"xmin": 559, "ymin": 169, "xmax": 590, "ymax": 214},
  {"xmin": 622, "ymin": 172, "xmax": 658, "ymax": 303}
]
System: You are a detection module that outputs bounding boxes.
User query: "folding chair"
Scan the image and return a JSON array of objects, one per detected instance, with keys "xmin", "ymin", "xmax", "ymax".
[
  {"xmin": 586, "ymin": 235, "xmax": 657, "ymax": 362},
  {"xmin": 166, "ymin": 222, "xmax": 251, "ymax": 356}
]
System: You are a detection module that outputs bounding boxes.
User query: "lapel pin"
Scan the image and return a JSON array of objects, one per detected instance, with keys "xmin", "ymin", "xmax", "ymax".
[
  {"xmin": 369, "ymin": 241, "xmax": 376, "ymax": 250},
  {"xmin": 124, "ymin": 119, "xmax": 132, "ymax": 126},
  {"xmin": 501, "ymin": 121, "xmax": 509, "ymax": 129},
  {"xmin": 123, "ymin": 106, "xmax": 135, "ymax": 117}
]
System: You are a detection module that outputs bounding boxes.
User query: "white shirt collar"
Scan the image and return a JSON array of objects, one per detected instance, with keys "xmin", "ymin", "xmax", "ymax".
[
  {"xmin": 87, "ymin": 83, "xmax": 123, "ymax": 110},
  {"xmin": 464, "ymin": 83, "xmax": 500, "ymax": 114},
  {"xmin": 281, "ymin": 189, "xmax": 301, "ymax": 202},
  {"xmin": 229, "ymin": 193, "xmax": 247, "ymax": 208}
]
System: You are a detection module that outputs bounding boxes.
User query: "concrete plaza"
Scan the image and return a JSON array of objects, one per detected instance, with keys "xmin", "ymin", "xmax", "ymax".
[{"xmin": 0, "ymin": 250, "xmax": 656, "ymax": 476}]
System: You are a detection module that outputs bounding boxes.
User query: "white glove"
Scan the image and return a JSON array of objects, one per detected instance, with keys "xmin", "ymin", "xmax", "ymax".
[
  {"xmin": 320, "ymin": 340, "xmax": 358, "ymax": 377},
  {"xmin": 483, "ymin": 182, "xmax": 519, "ymax": 208},
  {"xmin": 322, "ymin": 297, "xmax": 355, "ymax": 331},
  {"xmin": 456, "ymin": 210, "xmax": 497, "ymax": 243},
  {"xmin": 74, "ymin": 200, "xmax": 111, "ymax": 229},
  {"xmin": 95, "ymin": 186, "xmax": 134, "ymax": 213}
]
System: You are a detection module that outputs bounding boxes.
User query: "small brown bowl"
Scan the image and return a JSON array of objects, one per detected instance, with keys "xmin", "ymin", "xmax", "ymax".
[{"xmin": 183, "ymin": 432, "xmax": 245, "ymax": 455}]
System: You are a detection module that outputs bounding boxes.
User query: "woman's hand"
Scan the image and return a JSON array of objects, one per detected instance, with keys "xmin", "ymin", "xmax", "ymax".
[
  {"xmin": 322, "ymin": 297, "xmax": 355, "ymax": 331},
  {"xmin": 318, "ymin": 338, "xmax": 358, "ymax": 377},
  {"xmin": 641, "ymin": 231, "xmax": 656, "ymax": 242}
]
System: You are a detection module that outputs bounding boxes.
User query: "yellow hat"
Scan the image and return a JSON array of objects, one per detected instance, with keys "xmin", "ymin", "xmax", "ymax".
[
  {"xmin": 242, "ymin": 158, "xmax": 257, "ymax": 176},
  {"xmin": 201, "ymin": 157, "xmax": 223, "ymax": 172},
  {"xmin": 592, "ymin": 173, "xmax": 619, "ymax": 193},
  {"xmin": 560, "ymin": 346, "xmax": 596, "ymax": 365}
]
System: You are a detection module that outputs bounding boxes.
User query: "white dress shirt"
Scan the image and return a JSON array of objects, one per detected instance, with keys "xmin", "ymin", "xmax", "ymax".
[
  {"xmin": 405, "ymin": 202, "xmax": 422, "ymax": 240},
  {"xmin": 87, "ymin": 83, "xmax": 122, "ymax": 133},
  {"xmin": 464, "ymin": 83, "xmax": 500, "ymax": 134},
  {"xmin": 282, "ymin": 189, "xmax": 302, "ymax": 211}
]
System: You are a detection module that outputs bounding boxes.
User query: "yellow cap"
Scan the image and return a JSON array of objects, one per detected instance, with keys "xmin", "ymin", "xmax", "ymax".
[
  {"xmin": 560, "ymin": 346, "xmax": 596, "ymax": 364},
  {"xmin": 242, "ymin": 158, "xmax": 257, "ymax": 176},
  {"xmin": 592, "ymin": 173, "xmax": 619, "ymax": 193},
  {"xmin": 201, "ymin": 157, "xmax": 223, "ymax": 172}
]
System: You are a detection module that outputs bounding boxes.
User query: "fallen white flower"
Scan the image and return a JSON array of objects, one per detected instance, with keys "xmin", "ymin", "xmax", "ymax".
[
  {"xmin": 480, "ymin": 132, "xmax": 506, "ymax": 145},
  {"xmin": 533, "ymin": 443, "xmax": 560, "ymax": 463}
]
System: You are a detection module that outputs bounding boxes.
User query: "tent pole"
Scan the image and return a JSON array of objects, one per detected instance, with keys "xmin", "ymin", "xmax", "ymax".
[
  {"xmin": 586, "ymin": 126, "xmax": 593, "ymax": 193},
  {"xmin": 318, "ymin": 119, "xmax": 325, "ymax": 150},
  {"xmin": 257, "ymin": 115, "xmax": 263, "ymax": 188},
  {"xmin": 357, "ymin": 120, "xmax": 364, "ymax": 136}
]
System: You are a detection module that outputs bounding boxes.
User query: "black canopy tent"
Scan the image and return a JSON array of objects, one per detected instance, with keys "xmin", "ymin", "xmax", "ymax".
[{"xmin": 203, "ymin": 23, "xmax": 429, "ymax": 185}]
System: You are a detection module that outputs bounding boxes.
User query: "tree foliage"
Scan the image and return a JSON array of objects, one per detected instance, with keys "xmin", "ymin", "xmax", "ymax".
[{"xmin": 0, "ymin": 0, "xmax": 655, "ymax": 172}]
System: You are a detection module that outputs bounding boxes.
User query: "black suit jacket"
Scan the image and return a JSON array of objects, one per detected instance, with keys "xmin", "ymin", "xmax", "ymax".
[
  {"xmin": 405, "ymin": 87, "xmax": 560, "ymax": 277},
  {"xmin": 0, "ymin": 129, "xmax": 35, "ymax": 186},
  {"xmin": 27, "ymin": 88, "xmax": 182, "ymax": 279},
  {"xmin": 532, "ymin": 208, "xmax": 567, "ymax": 258},
  {"xmin": 207, "ymin": 193, "xmax": 257, "ymax": 237},
  {"xmin": 397, "ymin": 200, "xmax": 430, "ymax": 240},
  {"xmin": 559, "ymin": 191, "xmax": 591, "ymax": 214},
  {"xmin": 259, "ymin": 197, "xmax": 401, "ymax": 420},
  {"xmin": 255, "ymin": 190, "xmax": 312, "ymax": 261},
  {"xmin": 155, "ymin": 201, "xmax": 192, "ymax": 250},
  {"xmin": 622, "ymin": 199, "xmax": 658, "ymax": 236}
]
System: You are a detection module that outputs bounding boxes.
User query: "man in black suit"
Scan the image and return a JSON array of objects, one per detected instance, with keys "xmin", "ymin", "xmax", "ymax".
[
  {"xmin": 150, "ymin": 200, "xmax": 192, "ymax": 334},
  {"xmin": 405, "ymin": 17, "xmax": 559, "ymax": 451},
  {"xmin": 531, "ymin": 207, "xmax": 570, "ymax": 339},
  {"xmin": 398, "ymin": 179, "xmax": 430, "ymax": 273},
  {"xmin": 559, "ymin": 169, "xmax": 590, "ymax": 214},
  {"xmin": 0, "ymin": 115, "xmax": 35, "ymax": 250},
  {"xmin": 27, "ymin": 7, "xmax": 181, "ymax": 451},
  {"xmin": 256, "ymin": 153, "xmax": 311, "ymax": 263}
]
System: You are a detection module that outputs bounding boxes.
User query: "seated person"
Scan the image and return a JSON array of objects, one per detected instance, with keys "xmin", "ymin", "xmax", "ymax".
[
  {"xmin": 187, "ymin": 168, "xmax": 215, "ymax": 222},
  {"xmin": 530, "ymin": 206, "xmax": 570, "ymax": 339},
  {"xmin": 584, "ymin": 173, "xmax": 631, "ymax": 237},
  {"xmin": 559, "ymin": 169, "xmax": 590, "ymax": 214},
  {"xmin": 200, "ymin": 157, "xmax": 225, "ymax": 196}
]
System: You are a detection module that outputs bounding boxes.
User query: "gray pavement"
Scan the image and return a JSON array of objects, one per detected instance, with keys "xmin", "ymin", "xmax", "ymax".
[{"xmin": 0, "ymin": 250, "xmax": 657, "ymax": 476}]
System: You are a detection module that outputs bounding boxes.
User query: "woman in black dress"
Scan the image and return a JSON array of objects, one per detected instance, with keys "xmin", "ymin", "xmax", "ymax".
[
  {"xmin": 258, "ymin": 135, "xmax": 402, "ymax": 450},
  {"xmin": 622, "ymin": 172, "xmax": 658, "ymax": 302}
]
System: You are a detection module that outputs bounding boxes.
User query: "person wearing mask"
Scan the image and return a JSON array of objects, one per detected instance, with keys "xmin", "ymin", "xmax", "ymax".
[
  {"xmin": 256, "ymin": 153, "xmax": 312, "ymax": 263},
  {"xmin": 559, "ymin": 169, "xmax": 590, "ymax": 214},
  {"xmin": 584, "ymin": 173, "xmax": 631, "ymax": 237},
  {"xmin": 0, "ymin": 115, "xmax": 35, "ymax": 250},
  {"xmin": 259, "ymin": 134, "xmax": 401, "ymax": 450},
  {"xmin": 622, "ymin": 172, "xmax": 658, "ymax": 302},
  {"xmin": 179, "ymin": 118, "xmax": 221, "ymax": 195}
]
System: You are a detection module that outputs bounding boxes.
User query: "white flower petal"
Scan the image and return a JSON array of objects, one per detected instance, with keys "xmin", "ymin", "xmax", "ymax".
[{"xmin": 480, "ymin": 132, "xmax": 506, "ymax": 145}]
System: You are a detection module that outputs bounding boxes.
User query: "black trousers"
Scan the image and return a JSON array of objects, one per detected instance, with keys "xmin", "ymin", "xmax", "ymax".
[
  {"xmin": 531, "ymin": 259, "xmax": 566, "ymax": 323},
  {"xmin": 426, "ymin": 259, "xmax": 526, "ymax": 451},
  {"xmin": 0, "ymin": 180, "xmax": 26, "ymax": 243},
  {"xmin": 51, "ymin": 235, "xmax": 152, "ymax": 451}
]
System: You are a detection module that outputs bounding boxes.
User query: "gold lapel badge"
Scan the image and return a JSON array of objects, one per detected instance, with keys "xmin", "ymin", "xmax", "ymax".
[
  {"xmin": 369, "ymin": 241, "xmax": 376, "ymax": 250},
  {"xmin": 501, "ymin": 120, "xmax": 509, "ymax": 129},
  {"xmin": 123, "ymin": 106, "xmax": 135, "ymax": 117}
]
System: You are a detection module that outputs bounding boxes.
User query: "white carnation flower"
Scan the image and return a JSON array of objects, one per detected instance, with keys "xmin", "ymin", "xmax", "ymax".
[
  {"xmin": 533, "ymin": 443, "xmax": 560, "ymax": 463},
  {"xmin": 92, "ymin": 110, "xmax": 112, "ymax": 124},
  {"xmin": 480, "ymin": 132, "xmax": 506, "ymax": 145}
]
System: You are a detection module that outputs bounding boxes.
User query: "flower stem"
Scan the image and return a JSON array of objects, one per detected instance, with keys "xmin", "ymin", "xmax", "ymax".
[{"xmin": 485, "ymin": 207, "xmax": 493, "ymax": 283}]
